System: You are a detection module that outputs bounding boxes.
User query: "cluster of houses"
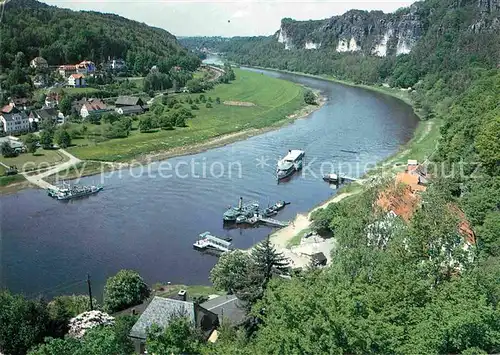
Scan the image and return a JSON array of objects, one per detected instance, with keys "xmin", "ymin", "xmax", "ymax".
[
  {"xmin": 73, "ymin": 95, "xmax": 147, "ymax": 118},
  {"xmin": 0, "ymin": 93, "xmax": 147, "ymax": 136},
  {"xmin": 29, "ymin": 56, "xmax": 126, "ymax": 89}
]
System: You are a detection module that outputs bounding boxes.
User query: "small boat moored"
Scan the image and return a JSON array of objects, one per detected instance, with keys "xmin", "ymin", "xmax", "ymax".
[{"xmin": 262, "ymin": 200, "xmax": 290, "ymax": 217}]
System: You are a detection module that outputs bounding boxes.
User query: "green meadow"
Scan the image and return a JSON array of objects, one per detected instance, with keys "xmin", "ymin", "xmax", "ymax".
[{"xmin": 68, "ymin": 68, "xmax": 306, "ymax": 162}]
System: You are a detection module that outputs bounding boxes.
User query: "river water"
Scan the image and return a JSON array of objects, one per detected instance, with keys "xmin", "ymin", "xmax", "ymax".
[{"xmin": 0, "ymin": 64, "xmax": 418, "ymax": 299}]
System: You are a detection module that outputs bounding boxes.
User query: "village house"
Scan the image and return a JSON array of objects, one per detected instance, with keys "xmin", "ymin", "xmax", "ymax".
[
  {"xmin": 8, "ymin": 97, "xmax": 31, "ymax": 111},
  {"xmin": 68, "ymin": 74, "xmax": 86, "ymax": 88},
  {"xmin": 110, "ymin": 58, "xmax": 126, "ymax": 71},
  {"xmin": 114, "ymin": 105, "xmax": 144, "ymax": 116},
  {"xmin": 115, "ymin": 96, "xmax": 144, "ymax": 108},
  {"xmin": 129, "ymin": 293, "xmax": 219, "ymax": 354},
  {"xmin": 80, "ymin": 99, "xmax": 108, "ymax": 118},
  {"xmin": 29, "ymin": 107, "xmax": 59, "ymax": 124},
  {"xmin": 0, "ymin": 136, "xmax": 25, "ymax": 152},
  {"xmin": 45, "ymin": 92, "xmax": 61, "ymax": 108},
  {"xmin": 0, "ymin": 106, "xmax": 30, "ymax": 134},
  {"xmin": 30, "ymin": 56, "xmax": 48, "ymax": 70},
  {"xmin": 58, "ymin": 64, "xmax": 77, "ymax": 78}
]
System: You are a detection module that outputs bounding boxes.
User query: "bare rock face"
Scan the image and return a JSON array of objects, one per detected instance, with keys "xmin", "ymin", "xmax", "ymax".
[
  {"xmin": 274, "ymin": 0, "xmax": 499, "ymax": 56},
  {"xmin": 275, "ymin": 5, "xmax": 425, "ymax": 56},
  {"xmin": 68, "ymin": 310, "xmax": 115, "ymax": 338}
]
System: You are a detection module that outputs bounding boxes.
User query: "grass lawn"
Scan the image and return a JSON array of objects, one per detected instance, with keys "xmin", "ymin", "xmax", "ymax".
[
  {"xmin": 0, "ymin": 149, "xmax": 69, "ymax": 172},
  {"xmin": 68, "ymin": 68, "xmax": 306, "ymax": 161},
  {"xmin": 56, "ymin": 87, "xmax": 100, "ymax": 95},
  {"xmin": 287, "ymin": 227, "xmax": 311, "ymax": 248},
  {"xmin": 0, "ymin": 174, "xmax": 26, "ymax": 187}
]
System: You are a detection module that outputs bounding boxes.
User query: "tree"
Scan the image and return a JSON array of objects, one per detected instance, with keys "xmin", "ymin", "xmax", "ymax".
[
  {"xmin": 1, "ymin": 141, "xmax": 17, "ymax": 158},
  {"xmin": 186, "ymin": 78, "xmax": 204, "ymax": 93},
  {"xmin": 40, "ymin": 130, "xmax": 54, "ymax": 149},
  {"xmin": 86, "ymin": 113, "xmax": 101, "ymax": 125},
  {"xmin": 29, "ymin": 321, "xmax": 135, "ymax": 355},
  {"xmin": 304, "ymin": 89, "xmax": 316, "ymax": 105},
  {"xmin": 146, "ymin": 318, "xmax": 202, "ymax": 355},
  {"xmin": 103, "ymin": 270, "xmax": 150, "ymax": 313},
  {"xmin": 23, "ymin": 133, "xmax": 39, "ymax": 154},
  {"xmin": 251, "ymin": 237, "xmax": 289, "ymax": 288},
  {"xmin": 206, "ymin": 102, "xmax": 213, "ymax": 108},
  {"xmin": 160, "ymin": 114, "xmax": 174, "ymax": 130},
  {"xmin": 47, "ymin": 295, "xmax": 98, "ymax": 338},
  {"xmin": 0, "ymin": 291, "xmax": 50, "ymax": 355},
  {"xmin": 210, "ymin": 250, "xmax": 252, "ymax": 294},
  {"xmin": 55, "ymin": 130, "xmax": 71, "ymax": 148},
  {"xmin": 139, "ymin": 116, "xmax": 154, "ymax": 133},
  {"xmin": 101, "ymin": 112, "xmax": 119, "ymax": 124},
  {"xmin": 58, "ymin": 96, "xmax": 72, "ymax": 116},
  {"xmin": 216, "ymin": 97, "xmax": 221, "ymax": 104}
]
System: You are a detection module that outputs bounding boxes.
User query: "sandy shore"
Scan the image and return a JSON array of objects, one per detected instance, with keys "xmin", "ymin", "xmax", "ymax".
[{"xmin": 268, "ymin": 191, "xmax": 357, "ymax": 268}]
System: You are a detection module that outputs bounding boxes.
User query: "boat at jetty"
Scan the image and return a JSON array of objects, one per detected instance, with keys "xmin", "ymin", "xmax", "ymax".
[
  {"xmin": 262, "ymin": 200, "xmax": 290, "ymax": 217},
  {"xmin": 193, "ymin": 231, "xmax": 232, "ymax": 253},
  {"xmin": 277, "ymin": 150, "xmax": 305, "ymax": 180},
  {"xmin": 47, "ymin": 182, "xmax": 103, "ymax": 200},
  {"xmin": 322, "ymin": 173, "xmax": 345, "ymax": 184},
  {"xmin": 223, "ymin": 197, "xmax": 259, "ymax": 222}
]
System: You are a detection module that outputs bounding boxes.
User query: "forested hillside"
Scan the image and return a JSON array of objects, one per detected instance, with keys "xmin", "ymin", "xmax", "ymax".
[{"xmin": 0, "ymin": 0, "xmax": 198, "ymax": 72}]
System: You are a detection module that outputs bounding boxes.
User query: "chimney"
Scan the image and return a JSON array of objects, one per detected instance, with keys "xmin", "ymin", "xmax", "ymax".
[
  {"xmin": 238, "ymin": 197, "xmax": 243, "ymax": 210},
  {"xmin": 178, "ymin": 289, "xmax": 187, "ymax": 301}
]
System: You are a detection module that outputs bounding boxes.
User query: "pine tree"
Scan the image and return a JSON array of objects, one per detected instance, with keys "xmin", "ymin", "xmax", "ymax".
[{"xmin": 251, "ymin": 237, "xmax": 289, "ymax": 288}]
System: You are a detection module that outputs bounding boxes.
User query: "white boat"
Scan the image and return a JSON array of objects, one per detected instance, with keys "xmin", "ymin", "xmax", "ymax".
[
  {"xmin": 193, "ymin": 231, "xmax": 232, "ymax": 253},
  {"xmin": 277, "ymin": 149, "xmax": 305, "ymax": 180}
]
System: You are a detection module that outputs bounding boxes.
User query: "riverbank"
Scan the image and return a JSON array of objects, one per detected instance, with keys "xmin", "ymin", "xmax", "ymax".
[
  {"xmin": 0, "ymin": 69, "xmax": 325, "ymax": 193},
  {"xmin": 244, "ymin": 65, "xmax": 440, "ymax": 170},
  {"xmin": 238, "ymin": 66, "xmax": 439, "ymax": 264}
]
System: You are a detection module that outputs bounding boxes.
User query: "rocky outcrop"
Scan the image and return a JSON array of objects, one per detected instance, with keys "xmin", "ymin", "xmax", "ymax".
[{"xmin": 275, "ymin": 6, "xmax": 424, "ymax": 56}]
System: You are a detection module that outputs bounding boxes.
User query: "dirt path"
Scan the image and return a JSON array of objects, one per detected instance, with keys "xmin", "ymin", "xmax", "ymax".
[{"xmin": 22, "ymin": 149, "xmax": 81, "ymax": 189}]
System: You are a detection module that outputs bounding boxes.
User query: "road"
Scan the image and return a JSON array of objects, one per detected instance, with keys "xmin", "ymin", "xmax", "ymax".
[{"xmin": 22, "ymin": 149, "xmax": 81, "ymax": 189}]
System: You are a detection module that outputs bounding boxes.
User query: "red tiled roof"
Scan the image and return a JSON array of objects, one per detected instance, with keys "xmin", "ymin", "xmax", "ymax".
[
  {"xmin": 71, "ymin": 74, "xmax": 84, "ymax": 79},
  {"xmin": 59, "ymin": 65, "xmax": 77, "ymax": 70},
  {"xmin": 376, "ymin": 184, "xmax": 421, "ymax": 222},
  {"xmin": 1, "ymin": 105, "xmax": 14, "ymax": 113}
]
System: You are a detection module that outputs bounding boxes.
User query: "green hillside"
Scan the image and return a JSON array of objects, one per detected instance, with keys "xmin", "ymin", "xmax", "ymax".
[{"xmin": 0, "ymin": 0, "xmax": 197, "ymax": 72}]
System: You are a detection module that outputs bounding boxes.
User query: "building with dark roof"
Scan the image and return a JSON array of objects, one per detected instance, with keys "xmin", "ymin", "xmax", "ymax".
[
  {"xmin": 129, "ymin": 296, "xmax": 218, "ymax": 354},
  {"xmin": 311, "ymin": 252, "xmax": 327, "ymax": 266},
  {"xmin": 30, "ymin": 108, "xmax": 58, "ymax": 123},
  {"xmin": 115, "ymin": 96, "xmax": 144, "ymax": 107},
  {"xmin": 115, "ymin": 105, "xmax": 144, "ymax": 116},
  {"xmin": 200, "ymin": 295, "xmax": 246, "ymax": 326}
]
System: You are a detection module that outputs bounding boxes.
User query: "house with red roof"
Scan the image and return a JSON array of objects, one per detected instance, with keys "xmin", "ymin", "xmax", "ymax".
[{"xmin": 80, "ymin": 98, "xmax": 108, "ymax": 118}]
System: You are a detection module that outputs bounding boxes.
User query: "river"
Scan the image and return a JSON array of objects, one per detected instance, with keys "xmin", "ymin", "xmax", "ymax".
[{"xmin": 0, "ymin": 64, "xmax": 418, "ymax": 299}]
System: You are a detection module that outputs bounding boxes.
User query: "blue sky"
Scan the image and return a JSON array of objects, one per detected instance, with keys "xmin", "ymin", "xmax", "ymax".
[{"xmin": 43, "ymin": 0, "xmax": 417, "ymax": 37}]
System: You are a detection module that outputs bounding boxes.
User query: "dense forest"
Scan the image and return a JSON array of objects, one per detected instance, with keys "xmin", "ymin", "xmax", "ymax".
[{"xmin": 0, "ymin": 0, "xmax": 199, "ymax": 73}]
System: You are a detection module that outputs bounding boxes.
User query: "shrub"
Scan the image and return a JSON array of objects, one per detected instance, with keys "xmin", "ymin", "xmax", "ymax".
[
  {"xmin": 103, "ymin": 270, "xmax": 150, "ymax": 313},
  {"xmin": 205, "ymin": 102, "xmax": 212, "ymax": 108}
]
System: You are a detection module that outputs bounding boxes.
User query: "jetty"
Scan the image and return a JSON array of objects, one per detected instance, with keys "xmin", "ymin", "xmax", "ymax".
[
  {"xmin": 193, "ymin": 232, "xmax": 232, "ymax": 253},
  {"xmin": 258, "ymin": 217, "xmax": 289, "ymax": 227}
]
